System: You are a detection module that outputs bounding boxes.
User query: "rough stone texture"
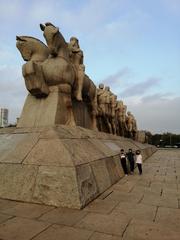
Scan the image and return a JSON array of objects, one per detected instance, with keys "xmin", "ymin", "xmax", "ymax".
[
  {"xmin": 75, "ymin": 212, "xmax": 131, "ymax": 236},
  {"xmin": 32, "ymin": 225, "xmax": 93, "ymax": 240},
  {"xmin": 0, "ymin": 217, "xmax": 50, "ymax": 240},
  {"xmin": 0, "ymin": 164, "xmax": 38, "ymax": 202},
  {"xmin": 39, "ymin": 207, "xmax": 88, "ymax": 226},
  {"xmin": 0, "ymin": 149, "xmax": 179, "ymax": 239},
  {"xmin": 32, "ymin": 166, "xmax": 80, "ymax": 208},
  {"xmin": 17, "ymin": 86, "xmax": 73, "ymax": 128},
  {"xmin": 0, "ymin": 126, "xmax": 156, "ymax": 209}
]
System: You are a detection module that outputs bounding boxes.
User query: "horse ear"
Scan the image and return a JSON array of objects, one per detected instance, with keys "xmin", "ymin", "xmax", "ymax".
[
  {"xmin": 45, "ymin": 22, "xmax": 55, "ymax": 27},
  {"xmin": 16, "ymin": 36, "xmax": 22, "ymax": 41},
  {"xmin": 40, "ymin": 24, "xmax": 45, "ymax": 31},
  {"xmin": 16, "ymin": 36, "xmax": 26, "ymax": 42},
  {"xmin": 55, "ymin": 27, "xmax": 59, "ymax": 33}
]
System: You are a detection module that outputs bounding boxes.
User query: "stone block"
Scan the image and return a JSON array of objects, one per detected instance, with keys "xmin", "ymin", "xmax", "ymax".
[
  {"xmin": 76, "ymin": 164, "xmax": 99, "ymax": 207},
  {"xmin": 32, "ymin": 225, "xmax": 93, "ymax": 240},
  {"xmin": 0, "ymin": 164, "xmax": 38, "ymax": 202},
  {"xmin": 24, "ymin": 138, "xmax": 73, "ymax": 166},
  {"xmin": 0, "ymin": 133, "xmax": 39, "ymax": 163},
  {"xmin": 39, "ymin": 207, "xmax": 87, "ymax": 226},
  {"xmin": 0, "ymin": 126, "xmax": 156, "ymax": 209},
  {"xmin": 0, "ymin": 217, "xmax": 50, "ymax": 240},
  {"xmin": 91, "ymin": 159, "xmax": 111, "ymax": 193},
  {"xmin": 75, "ymin": 212, "xmax": 131, "ymax": 236},
  {"xmin": 32, "ymin": 166, "xmax": 80, "ymax": 208}
]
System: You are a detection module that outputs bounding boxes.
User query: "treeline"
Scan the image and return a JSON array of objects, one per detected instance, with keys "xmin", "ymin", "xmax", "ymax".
[{"xmin": 145, "ymin": 132, "xmax": 180, "ymax": 146}]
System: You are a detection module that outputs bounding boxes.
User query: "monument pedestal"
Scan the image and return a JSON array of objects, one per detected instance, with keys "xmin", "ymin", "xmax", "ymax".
[
  {"xmin": 17, "ymin": 85, "xmax": 95, "ymax": 130},
  {"xmin": 0, "ymin": 126, "xmax": 156, "ymax": 209}
]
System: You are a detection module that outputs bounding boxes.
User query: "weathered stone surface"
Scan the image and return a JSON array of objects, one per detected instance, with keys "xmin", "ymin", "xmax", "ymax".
[
  {"xmin": 0, "ymin": 217, "xmax": 50, "ymax": 240},
  {"xmin": 83, "ymin": 198, "xmax": 119, "ymax": 214},
  {"xmin": 141, "ymin": 192, "xmax": 178, "ymax": 209},
  {"xmin": 32, "ymin": 166, "xmax": 80, "ymax": 208},
  {"xmin": 0, "ymin": 126, "xmax": 156, "ymax": 209},
  {"xmin": 90, "ymin": 232, "xmax": 121, "ymax": 240},
  {"xmin": 0, "ymin": 213, "xmax": 13, "ymax": 224},
  {"xmin": 39, "ymin": 207, "xmax": 87, "ymax": 226},
  {"xmin": 155, "ymin": 207, "xmax": 180, "ymax": 231},
  {"xmin": 0, "ymin": 164, "xmax": 38, "ymax": 201},
  {"xmin": 0, "ymin": 202, "xmax": 54, "ymax": 219},
  {"xmin": 123, "ymin": 220, "xmax": 180, "ymax": 240},
  {"xmin": 17, "ymin": 87, "xmax": 59, "ymax": 128},
  {"xmin": 105, "ymin": 157, "xmax": 121, "ymax": 184},
  {"xmin": 90, "ymin": 159, "xmax": 111, "ymax": 193},
  {"xmin": 32, "ymin": 225, "xmax": 93, "ymax": 240},
  {"xmin": 76, "ymin": 164, "xmax": 99, "ymax": 207},
  {"xmin": 24, "ymin": 138, "xmax": 73, "ymax": 166},
  {"xmin": 75, "ymin": 212, "xmax": 131, "ymax": 236},
  {"xmin": 0, "ymin": 133, "xmax": 39, "ymax": 163},
  {"xmin": 112, "ymin": 202, "xmax": 157, "ymax": 221},
  {"xmin": 0, "ymin": 199, "xmax": 18, "ymax": 211},
  {"xmin": 61, "ymin": 139, "xmax": 105, "ymax": 165}
]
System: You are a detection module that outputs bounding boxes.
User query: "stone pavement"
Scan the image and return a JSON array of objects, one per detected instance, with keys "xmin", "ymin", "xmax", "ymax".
[{"xmin": 0, "ymin": 149, "xmax": 180, "ymax": 240}]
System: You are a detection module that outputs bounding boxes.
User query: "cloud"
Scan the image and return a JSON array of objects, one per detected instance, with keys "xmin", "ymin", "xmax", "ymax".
[
  {"xmin": 101, "ymin": 67, "xmax": 132, "ymax": 86},
  {"xmin": 0, "ymin": 65, "xmax": 27, "ymax": 123},
  {"xmin": 120, "ymin": 77, "xmax": 161, "ymax": 97},
  {"xmin": 141, "ymin": 92, "xmax": 173, "ymax": 103},
  {"xmin": 125, "ymin": 95, "xmax": 180, "ymax": 134}
]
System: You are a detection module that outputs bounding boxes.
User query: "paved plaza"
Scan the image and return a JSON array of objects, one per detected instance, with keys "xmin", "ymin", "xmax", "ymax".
[{"xmin": 0, "ymin": 149, "xmax": 180, "ymax": 240}]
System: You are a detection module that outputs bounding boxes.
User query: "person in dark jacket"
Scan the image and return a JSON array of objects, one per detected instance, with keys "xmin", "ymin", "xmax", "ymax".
[
  {"xmin": 120, "ymin": 149, "xmax": 128, "ymax": 176},
  {"xmin": 126, "ymin": 148, "xmax": 135, "ymax": 174}
]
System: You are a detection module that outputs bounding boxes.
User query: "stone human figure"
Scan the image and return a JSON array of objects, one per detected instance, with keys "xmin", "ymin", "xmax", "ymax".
[
  {"xmin": 122, "ymin": 104, "xmax": 128, "ymax": 135},
  {"xmin": 110, "ymin": 94, "xmax": 117, "ymax": 134},
  {"xmin": 97, "ymin": 84, "xmax": 112, "ymax": 133},
  {"xmin": 68, "ymin": 37, "xmax": 85, "ymax": 101},
  {"xmin": 97, "ymin": 84, "xmax": 106, "ymax": 131},
  {"xmin": 131, "ymin": 113, "xmax": 138, "ymax": 140},
  {"xmin": 104, "ymin": 86, "xmax": 113, "ymax": 133},
  {"xmin": 116, "ymin": 100, "xmax": 127, "ymax": 136},
  {"xmin": 126, "ymin": 111, "xmax": 134, "ymax": 138}
]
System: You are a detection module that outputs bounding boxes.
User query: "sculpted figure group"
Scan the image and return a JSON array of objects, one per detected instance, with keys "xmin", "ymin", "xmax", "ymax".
[
  {"xmin": 16, "ymin": 22, "xmax": 137, "ymax": 139},
  {"xmin": 97, "ymin": 84, "xmax": 137, "ymax": 138}
]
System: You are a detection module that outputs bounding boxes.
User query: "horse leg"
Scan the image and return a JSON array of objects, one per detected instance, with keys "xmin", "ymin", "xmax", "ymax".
[
  {"xmin": 22, "ymin": 61, "xmax": 49, "ymax": 98},
  {"xmin": 58, "ymin": 84, "xmax": 76, "ymax": 126}
]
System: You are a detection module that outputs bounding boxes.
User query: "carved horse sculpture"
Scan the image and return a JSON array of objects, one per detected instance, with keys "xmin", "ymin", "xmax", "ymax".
[
  {"xmin": 16, "ymin": 23, "xmax": 97, "ymax": 129},
  {"xmin": 39, "ymin": 22, "xmax": 97, "ymax": 129},
  {"xmin": 16, "ymin": 36, "xmax": 50, "ymax": 97}
]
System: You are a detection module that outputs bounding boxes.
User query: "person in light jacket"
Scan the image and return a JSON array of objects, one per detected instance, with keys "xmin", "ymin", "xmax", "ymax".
[{"xmin": 136, "ymin": 150, "xmax": 143, "ymax": 175}]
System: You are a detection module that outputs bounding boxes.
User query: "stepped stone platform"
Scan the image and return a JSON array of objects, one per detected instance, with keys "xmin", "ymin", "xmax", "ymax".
[
  {"xmin": 0, "ymin": 126, "xmax": 156, "ymax": 209},
  {"xmin": 0, "ymin": 149, "xmax": 180, "ymax": 240}
]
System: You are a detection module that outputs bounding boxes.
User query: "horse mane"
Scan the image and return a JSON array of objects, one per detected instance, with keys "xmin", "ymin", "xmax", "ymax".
[{"xmin": 19, "ymin": 36, "xmax": 48, "ymax": 48}]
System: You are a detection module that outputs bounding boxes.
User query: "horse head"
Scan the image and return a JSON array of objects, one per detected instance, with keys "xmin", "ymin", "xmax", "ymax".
[
  {"xmin": 40, "ymin": 22, "xmax": 67, "ymax": 57},
  {"xmin": 16, "ymin": 36, "xmax": 49, "ymax": 62}
]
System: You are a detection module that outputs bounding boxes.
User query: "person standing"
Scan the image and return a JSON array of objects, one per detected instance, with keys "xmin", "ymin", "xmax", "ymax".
[
  {"xmin": 136, "ymin": 150, "xmax": 143, "ymax": 175},
  {"xmin": 120, "ymin": 149, "xmax": 128, "ymax": 176},
  {"xmin": 126, "ymin": 149, "xmax": 135, "ymax": 174}
]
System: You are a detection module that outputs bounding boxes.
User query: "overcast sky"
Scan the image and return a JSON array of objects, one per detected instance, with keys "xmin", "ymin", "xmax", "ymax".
[{"xmin": 0, "ymin": 0, "xmax": 179, "ymax": 133}]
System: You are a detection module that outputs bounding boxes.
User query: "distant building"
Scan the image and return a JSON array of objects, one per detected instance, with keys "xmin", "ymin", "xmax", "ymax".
[{"xmin": 0, "ymin": 108, "xmax": 8, "ymax": 127}]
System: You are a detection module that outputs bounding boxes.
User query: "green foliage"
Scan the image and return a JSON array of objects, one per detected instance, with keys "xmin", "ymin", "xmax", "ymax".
[{"xmin": 150, "ymin": 133, "xmax": 180, "ymax": 146}]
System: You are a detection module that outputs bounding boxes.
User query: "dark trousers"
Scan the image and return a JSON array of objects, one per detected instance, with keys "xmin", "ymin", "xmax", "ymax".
[
  {"xmin": 129, "ymin": 160, "xmax": 134, "ymax": 172},
  {"xmin": 121, "ymin": 159, "xmax": 128, "ymax": 175},
  {"xmin": 137, "ymin": 163, "xmax": 142, "ymax": 174}
]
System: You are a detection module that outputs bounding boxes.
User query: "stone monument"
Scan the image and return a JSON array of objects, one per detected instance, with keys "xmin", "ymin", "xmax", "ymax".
[{"xmin": 0, "ymin": 22, "xmax": 156, "ymax": 209}]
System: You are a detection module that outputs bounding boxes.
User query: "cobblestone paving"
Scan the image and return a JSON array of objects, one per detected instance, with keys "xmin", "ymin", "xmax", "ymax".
[{"xmin": 0, "ymin": 149, "xmax": 180, "ymax": 240}]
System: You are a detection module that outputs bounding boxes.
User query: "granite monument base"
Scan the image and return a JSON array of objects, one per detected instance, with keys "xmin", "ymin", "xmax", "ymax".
[{"xmin": 0, "ymin": 126, "xmax": 156, "ymax": 209}]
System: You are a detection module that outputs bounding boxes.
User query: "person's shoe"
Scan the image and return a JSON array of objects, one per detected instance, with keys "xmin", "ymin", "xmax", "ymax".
[{"xmin": 125, "ymin": 174, "xmax": 128, "ymax": 176}]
